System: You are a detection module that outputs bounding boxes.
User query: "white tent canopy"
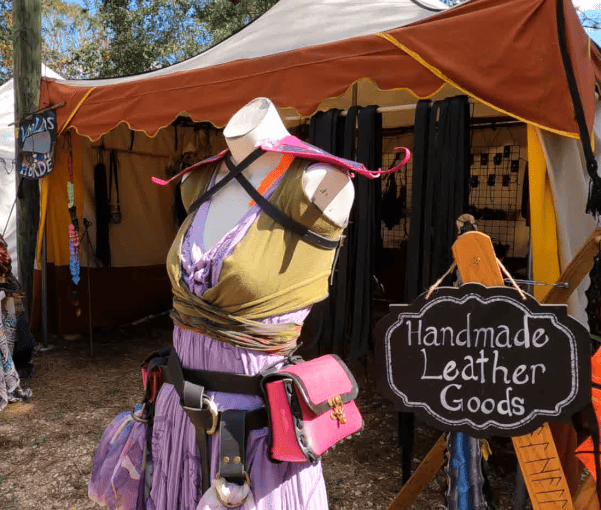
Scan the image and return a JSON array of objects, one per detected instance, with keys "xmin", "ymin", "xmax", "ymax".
[
  {"xmin": 0, "ymin": 65, "xmax": 62, "ymax": 275},
  {"xmin": 57, "ymin": 0, "xmax": 448, "ymax": 87}
]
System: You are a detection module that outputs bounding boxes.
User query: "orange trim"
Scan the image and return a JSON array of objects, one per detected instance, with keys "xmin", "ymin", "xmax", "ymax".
[{"xmin": 248, "ymin": 154, "xmax": 295, "ymax": 206}]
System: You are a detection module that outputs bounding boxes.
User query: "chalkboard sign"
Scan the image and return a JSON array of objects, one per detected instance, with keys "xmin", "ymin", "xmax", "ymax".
[
  {"xmin": 17, "ymin": 110, "xmax": 57, "ymax": 179},
  {"xmin": 375, "ymin": 284, "xmax": 591, "ymax": 438}
]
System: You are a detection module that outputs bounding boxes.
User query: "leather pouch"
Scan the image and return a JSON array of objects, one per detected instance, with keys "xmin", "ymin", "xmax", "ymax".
[{"xmin": 262, "ymin": 354, "xmax": 363, "ymax": 463}]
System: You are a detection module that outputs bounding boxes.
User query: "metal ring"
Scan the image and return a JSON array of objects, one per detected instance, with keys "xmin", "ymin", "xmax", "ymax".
[
  {"xmin": 214, "ymin": 471, "xmax": 251, "ymax": 508},
  {"xmin": 203, "ymin": 396, "xmax": 219, "ymax": 435},
  {"xmin": 130, "ymin": 403, "xmax": 149, "ymax": 423}
]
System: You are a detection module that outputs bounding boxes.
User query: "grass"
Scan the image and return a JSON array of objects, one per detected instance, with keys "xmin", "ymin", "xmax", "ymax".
[
  {"xmin": 110, "ymin": 388, "xmax": 120, "ymax": 395},
  {"xmin": 7, "ymin": 498, "xmax": 16, "ymax": 510}
]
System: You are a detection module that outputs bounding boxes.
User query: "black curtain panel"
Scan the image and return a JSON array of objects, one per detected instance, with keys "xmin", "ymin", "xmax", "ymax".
[
  {"xmin": 398, "ymin": 95, "xmax": 471, "ymax": 483},
  {"xmin": 306, "ymin": 106, "xmax": 383, "ymax": 362},
  {"xmin": 94, "ymin": 161, "xmax": 111, "ymax": 267}
]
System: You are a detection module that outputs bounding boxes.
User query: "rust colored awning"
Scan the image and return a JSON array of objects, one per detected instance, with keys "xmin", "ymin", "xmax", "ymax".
[{"xmin": 39, "ymin": 0, "xmax": 597, "ymax": 141}]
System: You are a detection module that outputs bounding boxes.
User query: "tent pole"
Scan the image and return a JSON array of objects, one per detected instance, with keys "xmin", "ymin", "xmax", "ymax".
[
  {"xmin": 41, "ymin": 225, "xmax": 48, "ymax": 346},
  {"xmin": 82, "ymin": 219, "xmax": 94, "ymax": 357}
]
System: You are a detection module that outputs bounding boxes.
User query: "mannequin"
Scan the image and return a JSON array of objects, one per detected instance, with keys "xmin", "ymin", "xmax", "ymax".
[{"xmin": 201, "ymin": 97, "xmax": 355, "ymax": 249}]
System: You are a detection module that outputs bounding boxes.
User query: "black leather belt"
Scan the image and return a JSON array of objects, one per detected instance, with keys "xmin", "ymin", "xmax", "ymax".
[
  {"xmin": 152, "ymin": 348, "xmax": 270, "ymax": 494},
  {"xmin": 180, "ymin": 367, "xmax": 264, "ymax": 397}
]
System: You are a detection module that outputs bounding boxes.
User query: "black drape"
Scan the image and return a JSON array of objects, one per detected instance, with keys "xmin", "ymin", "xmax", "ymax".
[
  {"xmin": 306, "ymin": 106, "xmax": 382, "ymax": 362},
  {"xmin": 399, "ymin": 95, "xmax": 471, "ymax": 483}
]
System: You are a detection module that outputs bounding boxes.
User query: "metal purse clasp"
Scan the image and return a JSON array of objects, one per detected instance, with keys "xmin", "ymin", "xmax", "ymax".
[{"xmin": 327, "ymin": 395, "xmax": 347, "ymax": 424}]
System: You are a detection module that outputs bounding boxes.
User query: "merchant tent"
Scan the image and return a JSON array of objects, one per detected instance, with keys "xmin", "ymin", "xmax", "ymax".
[
  {"xmin": 34, "ymin": 0, "xmax": 600, "ymax": 341},
  {"xmin": 0, "ymin": 65, "xmax": 62, "ymax": 276}
]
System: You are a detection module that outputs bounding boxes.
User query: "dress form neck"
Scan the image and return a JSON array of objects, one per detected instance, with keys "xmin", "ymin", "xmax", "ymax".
[
  {"xmin": 203, "ymin": 99, "xmax": 287, "ymax": 250},
  {"xmin": 223, "ymin": 98, "xmax": 288, "ymax": 169}
]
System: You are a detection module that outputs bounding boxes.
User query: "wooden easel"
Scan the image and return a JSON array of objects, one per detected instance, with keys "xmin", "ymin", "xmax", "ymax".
[{"xmin": 388, "ymin": 225, "xmax": 601, "ymax": 510}]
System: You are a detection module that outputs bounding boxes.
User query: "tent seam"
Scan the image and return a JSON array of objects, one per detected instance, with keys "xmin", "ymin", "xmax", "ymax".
[{"xmin": 375, "ymin": 32, "xmax": 580, "ymax": 140}]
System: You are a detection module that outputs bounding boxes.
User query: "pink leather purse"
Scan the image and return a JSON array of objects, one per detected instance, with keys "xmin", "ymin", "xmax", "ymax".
[{"xmin": 262, "ymin": 354, "xmax": 363, "ymax": 463}]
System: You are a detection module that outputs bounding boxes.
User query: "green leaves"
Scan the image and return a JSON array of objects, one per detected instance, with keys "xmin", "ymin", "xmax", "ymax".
[
  {"xmin": 0, "ymin": 0, "xmax": 13, "ymax": 84},
  {"xmin": 0, "ymin": 0, "xmax": 279, "ymax": 84},
  {"xmin": 93, "ymin": 0, "xmax": 208, "ymax": 78}
]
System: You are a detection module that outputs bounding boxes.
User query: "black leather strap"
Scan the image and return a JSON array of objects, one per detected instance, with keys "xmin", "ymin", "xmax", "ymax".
[
  {"xmin": 109, "ymin": 150, "xmax": 120, "ymax": 208},
  {"xmin": 219, "ymin": 409, "xmax": 247, "ymax": 483},
  {"xmin": 161, "ymin": 349, "xmax": 269, "ymax": 493},
  {"xmin": 187, "ymin": 147, "xmax": 266, "ymax": 214},
  {"xmin": 431, "ymin": 100, "xmax": 450, "ymax": 280},
  {"xmin": 224, "ymin": 154, "xmax": 340, "ymax": 250},
  {"xmin": 182, "ymin": 367, "xmax": 263, "ymax": 396},
  {"xmin": 157, "ymin": 347, "xmax": 263, "ymax": 396},
  {"xmin": 555, "ymin": 0, "xmax": 599, "ymax": 192},
  {"xmin": 163, "ymin": 350, "xmax": 211, "ymax": 492},
  {"xmin": 405, "ymin": 100, "xmax": 431, "ymax": 301}
]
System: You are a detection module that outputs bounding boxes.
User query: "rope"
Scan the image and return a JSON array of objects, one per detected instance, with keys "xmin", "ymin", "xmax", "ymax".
[
  {"xmin": 496, "ymin": 257, "xmax": 528, "ymax": 301},
  {"xmin": 424, "ymin": 256, "xmax": 528, "ymax": 302},
  {"xmin": 425, "ymin": 261, "xmax": 457, "ymax": 300},
  {"xmin": 2, "ymin": 197, "xmax": 17, "ymax": 237}
]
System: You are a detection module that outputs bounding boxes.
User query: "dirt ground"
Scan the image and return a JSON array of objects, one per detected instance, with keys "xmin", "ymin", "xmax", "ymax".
[{"xmin": 0, "ymin": 316, "xmax": 518, "ymax": 510}]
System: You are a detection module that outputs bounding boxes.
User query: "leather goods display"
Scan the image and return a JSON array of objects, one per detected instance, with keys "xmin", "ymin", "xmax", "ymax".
[{"xmin": 262, "ymin": 354, "xmax": 363, "ymax": 463}]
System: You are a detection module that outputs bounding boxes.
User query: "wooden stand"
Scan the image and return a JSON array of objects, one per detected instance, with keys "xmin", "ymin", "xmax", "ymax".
[{"xmin": 387, "ymin": 226, "xmax": 601, "ymax": 510}]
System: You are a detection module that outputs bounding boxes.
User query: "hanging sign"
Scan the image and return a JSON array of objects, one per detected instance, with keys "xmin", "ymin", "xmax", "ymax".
[
  {"xmin": 17, "ymin": 110, "xmax": 57, "ymax": 179},
  {"xmin": 375, "ymin": 283, "xmax": 591, "ymax": 438}
]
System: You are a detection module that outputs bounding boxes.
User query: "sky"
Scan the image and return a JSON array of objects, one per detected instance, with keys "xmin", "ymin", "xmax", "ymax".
[
  {"xmin": 61, "ymin": 0, "xmax": 601, "ymax": 46},
  {"xmin": 572, "ymin": 0, "xmax": 601, "ymax": 44}
]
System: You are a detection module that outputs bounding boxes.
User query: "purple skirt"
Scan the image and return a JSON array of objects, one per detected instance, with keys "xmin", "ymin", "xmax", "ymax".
[
  {"xmin": 89, "ymin": 404, "xmax": 148, "ymax": 510},
  {"xmin": 146, "ymin": 327, "xmax": 328, "ymax": 510}
]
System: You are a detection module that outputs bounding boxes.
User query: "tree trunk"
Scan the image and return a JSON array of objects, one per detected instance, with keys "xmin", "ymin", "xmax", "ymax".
[{"xmin": 13, "ymin": 0, "xmax": 42, "ymax": 317}]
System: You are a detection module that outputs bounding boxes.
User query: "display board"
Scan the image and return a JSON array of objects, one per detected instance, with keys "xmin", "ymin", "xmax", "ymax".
[
  {"xmin": 17, "ymin": 110, "xmax": 57, "ymax": 179},
  {"xmin": 376, "ymin": 283, "xmax": 591, "ymax": 437}
]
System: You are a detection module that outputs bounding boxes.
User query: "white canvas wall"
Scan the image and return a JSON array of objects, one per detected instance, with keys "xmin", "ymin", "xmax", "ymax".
[{"xmin": 0, "ymin": 65, "xmax": 62, "ymax": 275}]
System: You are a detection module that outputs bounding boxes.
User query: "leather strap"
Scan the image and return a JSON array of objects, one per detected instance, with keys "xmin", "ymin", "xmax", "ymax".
[
  {"xmin": 164, "ymin": 350, "xmax": 211, "ymax": 493},
  {"xmin": 109, "ymin": 150, "xmax": 120, "ymax": 208},
  {"xmin": 161, "ymin": 349, "xmax": 269, "ymax": 494},
  {"xmin": 187, "ymin": 147, "xmax": 266, "ymax": 215},
  {"xmin": 405, "ymin": 100, "xmax": 431, "ymax": 301},
  {"xmin": 224, "ymin": 154, "xmax": 340, "ymax": 250},
  {"xmin": 431, "ymin": 100, "xmax": 450, "ymax": 280},
  {"xmin": 182, "ymin": 367, "xmax": 263, "ymax": 396},
  {"xmin": 219, "ymin": 409, "xmax": 247, "ymax": 483},
  {"xmin": 162, "ymin": 348, "xmax": 266, "ymax": 399}
]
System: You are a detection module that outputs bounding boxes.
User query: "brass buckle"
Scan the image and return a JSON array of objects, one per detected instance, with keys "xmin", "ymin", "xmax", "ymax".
[
  {"xmin": 203, "ymin": 396, "xmax": 219, "ymax": 435},
  {"xmin": 214, "ymin": 471, "xmax": 251, "ymax": 508},
  {"xmin": 327, "ymin": 395, "xmax": 347, "ymax": 424}
]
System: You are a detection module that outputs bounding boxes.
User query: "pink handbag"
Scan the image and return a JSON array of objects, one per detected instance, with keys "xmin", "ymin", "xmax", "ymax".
[{"xmin": 263, "ymin": 354, "xmax": 363, "ymax": 463}]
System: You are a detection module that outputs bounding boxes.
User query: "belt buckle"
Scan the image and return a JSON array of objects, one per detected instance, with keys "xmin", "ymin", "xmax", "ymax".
[
  {"xmin": 214, "ymin": 471, "xmax": 251, "ymax": 508},
  {"xmin": 203, "ymin": 396, "xmax": 219, "ymax": 435}
]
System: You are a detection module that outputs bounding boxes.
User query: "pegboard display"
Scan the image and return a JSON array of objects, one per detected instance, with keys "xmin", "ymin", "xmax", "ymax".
[
  {"xmin": 467, "ymin": 144, "xmax": 529, "ymax": 258},
  {"xmin": 381, "ymin": 135, "xmax": 413, "ymax": 248},
  {"xmin": 380, "ymin": 130, "xmax": 530, "ymax": 259}
]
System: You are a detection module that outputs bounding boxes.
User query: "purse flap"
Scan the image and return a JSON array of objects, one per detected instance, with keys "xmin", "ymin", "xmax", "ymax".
[{"xmin": 275, "ymin": 354, "xmax": 359, "ymax": 415}]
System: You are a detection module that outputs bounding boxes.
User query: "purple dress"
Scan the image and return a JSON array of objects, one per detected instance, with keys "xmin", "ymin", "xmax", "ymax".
[{"xmin": 147, "ymin": 178, "xmax": 329, "ymax": 510}]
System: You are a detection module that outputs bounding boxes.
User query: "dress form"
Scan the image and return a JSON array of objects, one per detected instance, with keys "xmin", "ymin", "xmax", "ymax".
[{"xmin": 202, "ymin": 97, "xmax": 354, "ymax": 250}]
